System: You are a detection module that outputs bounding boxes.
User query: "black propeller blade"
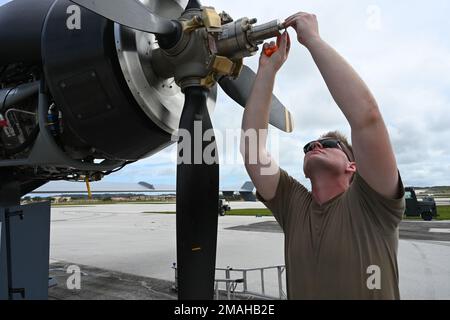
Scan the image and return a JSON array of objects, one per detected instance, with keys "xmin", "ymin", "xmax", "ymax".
[
  {"xmin": 70, "ymin": 0, "xmax": 178, "ymax": 35},
  {"xmin": 219, "ymin": 65, "xmax": 294, "ymax": 133},
  {"xmin": 176, "ymin": 86, "xmax": 219, "ymax": 300},
  {"xmin": 185, "ymin": 0, "xmax": 202, "ymax": 10}
]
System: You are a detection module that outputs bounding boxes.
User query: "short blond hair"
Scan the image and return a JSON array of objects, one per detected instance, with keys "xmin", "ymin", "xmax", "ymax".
[{"xmin": 320, "ymin": 131, "xmax": 354, "ymax": 162}]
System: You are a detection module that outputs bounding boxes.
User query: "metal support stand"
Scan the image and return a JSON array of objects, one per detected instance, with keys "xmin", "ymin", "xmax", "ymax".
[{"xmin": 0, "ymin": 183, "xmax": 51, "ymax": 300}]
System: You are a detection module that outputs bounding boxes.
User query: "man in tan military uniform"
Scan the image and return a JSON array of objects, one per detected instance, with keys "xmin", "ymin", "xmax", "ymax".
[{"xmin": 241, "ymin": 12, "xmax": 405, "ymax": 299}]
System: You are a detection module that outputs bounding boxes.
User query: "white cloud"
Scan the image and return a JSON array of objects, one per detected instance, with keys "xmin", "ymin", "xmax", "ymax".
[
  {"xmin": 115, "ymin": 0, "xmax": 450, "ymax": 188},
  {"xmin": 205, "ymin": 0, "xmax": 450, "ymax": 188},
  {"xmin": 3, "ymin": 0, "xmax": 448, "ymax": 187}
]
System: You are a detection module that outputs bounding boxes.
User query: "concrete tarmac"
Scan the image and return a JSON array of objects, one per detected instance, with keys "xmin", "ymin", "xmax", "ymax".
[{"xmin": 49, "ymin": 202, "xmax": 450, "ymax": 300}]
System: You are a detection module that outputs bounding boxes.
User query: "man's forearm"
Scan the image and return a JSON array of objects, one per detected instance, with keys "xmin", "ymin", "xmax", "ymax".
[
  {"xmin": 306, "ymin": 38, "xmax": 381, "ymax": 130},
  {"xmin": 241, "ymin": 66, "xmax": 276, "ymax": 154},
  {"xmin": 240, "ymin": 33, "xmax": 290, "ymax": 201},
  {"xmin": 241, "ymin": 66, "xmax": 281, "ymax": 201}
]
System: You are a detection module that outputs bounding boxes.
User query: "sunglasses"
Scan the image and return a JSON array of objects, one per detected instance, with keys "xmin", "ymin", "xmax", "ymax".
[{"xmin": 303, "ymin": 139, "xmax": 353, "ymax": 162}]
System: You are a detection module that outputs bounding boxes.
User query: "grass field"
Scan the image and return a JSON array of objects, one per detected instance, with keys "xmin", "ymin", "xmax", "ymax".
[
  {"xmin": 145, "ymin": 206, "xmax": 450, "ymax": 220},
  {"xmin": 439, "ymin": 205, "xmax": 450, "ymax": 216},
  {"xmin": 224, "ymin": 208, "xmax": 272, "ymax": 216},
  {"xmin": 434, "ymin": 206, "xmax": 450, "ymax": 221},
  {"xmin": 50, "ymin": 200, "xmax": 450, "ymax": 221},
  {"xmin": 402, "ymin": 206, "xmax": 450, "ymax": 221}
]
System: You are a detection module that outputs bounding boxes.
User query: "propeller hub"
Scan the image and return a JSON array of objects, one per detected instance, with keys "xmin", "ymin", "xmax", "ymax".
[
  {"xmin": 155, "ymin": 20, "xmax": 183, "ymax": 50},
  {"xmin": 154, "ymin": 6, "xmax": 285, "ymax": 90}
]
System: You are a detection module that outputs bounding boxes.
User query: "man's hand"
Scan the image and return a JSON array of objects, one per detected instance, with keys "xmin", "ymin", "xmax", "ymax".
[
  {"xmin": 259, "ymin": 31, "xmax": 291, "ymax": 73},
  {"xmin": 284, "ymin": 12, "xmax": 320, "ymax": 48}
]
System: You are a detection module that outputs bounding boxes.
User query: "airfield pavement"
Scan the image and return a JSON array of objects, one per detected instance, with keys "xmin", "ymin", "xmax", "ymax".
[{"xmin": 48, "ymin": 202, "xmax": 450, "ymax": 300}]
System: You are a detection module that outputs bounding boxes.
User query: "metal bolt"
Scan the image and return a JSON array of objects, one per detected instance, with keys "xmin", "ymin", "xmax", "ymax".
[{"xmin": 194, "ymin": 15, "xmax": 202, "ymax": 24}]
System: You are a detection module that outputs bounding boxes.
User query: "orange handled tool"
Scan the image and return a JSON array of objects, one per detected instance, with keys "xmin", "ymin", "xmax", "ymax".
[
  {"xmin": 264, "ymin": 45, "xmax": 279, "ymax": 57},
  {"xmin": 263, "ymin": 31, "xmax": 289, "ymax": 57}
]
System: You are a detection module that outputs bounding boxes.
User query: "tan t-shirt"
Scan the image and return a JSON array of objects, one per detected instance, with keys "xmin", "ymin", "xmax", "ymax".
[{"xmin": 257, "ymin": 169, "xmax": 405, "ymax": 300}]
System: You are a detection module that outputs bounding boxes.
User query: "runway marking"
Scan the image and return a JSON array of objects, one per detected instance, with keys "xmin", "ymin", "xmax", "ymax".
[{"xmin": 429, "ymin": 228, "xmax": 450, "ymax": 234}]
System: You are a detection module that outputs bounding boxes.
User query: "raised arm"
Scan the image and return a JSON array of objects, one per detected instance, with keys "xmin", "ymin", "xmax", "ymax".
[
  {"xmin": 285, "ymin": 12, "xmax": 400, "ymax": 199},
  {"xmin": 240, "ymin": 32, "xmax": 291, "ymax": 201}
]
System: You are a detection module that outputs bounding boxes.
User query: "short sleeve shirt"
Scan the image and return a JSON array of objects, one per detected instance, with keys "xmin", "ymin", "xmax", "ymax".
[{"xmin": 257, "ymin": 169, "xmax": 405, "ymax": 300}]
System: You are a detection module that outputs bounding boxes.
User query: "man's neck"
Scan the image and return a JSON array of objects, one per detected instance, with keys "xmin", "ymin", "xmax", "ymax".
[{"xmin": 310, "ymin": 172, "xmax": 350, "ymax": 206}]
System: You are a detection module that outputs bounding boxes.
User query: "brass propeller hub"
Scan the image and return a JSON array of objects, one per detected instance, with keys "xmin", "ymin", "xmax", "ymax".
[{"xmin": 154, "ymin": 6, "xmax": 285, "ymax": 90}]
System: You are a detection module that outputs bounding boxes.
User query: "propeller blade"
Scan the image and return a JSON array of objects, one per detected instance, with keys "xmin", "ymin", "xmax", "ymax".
[
  {"xmin": 176, "ymin": 87, "xmax": 219, "ymax": 300},
  {"xmin": 185, "ymin": 0, "xmax": 202, "ymax": 10},
  {"xmin": 70, "ymin": 0, "xmax": 178, "ymax": 35},
  {"xmin": 219, "ymin": 65, "xmax": 294, "ymax": 133}
]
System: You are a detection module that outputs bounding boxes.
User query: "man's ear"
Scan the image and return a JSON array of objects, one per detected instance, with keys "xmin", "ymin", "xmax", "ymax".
[{"xmin": 346, "ymin": 162, "xmax": 357, "ymax": 174}]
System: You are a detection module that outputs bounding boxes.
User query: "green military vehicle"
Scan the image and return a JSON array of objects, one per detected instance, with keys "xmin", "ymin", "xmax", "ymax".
[{"xmin": 404, "ymin": 187, "xmax": 437, "ymax": 221}]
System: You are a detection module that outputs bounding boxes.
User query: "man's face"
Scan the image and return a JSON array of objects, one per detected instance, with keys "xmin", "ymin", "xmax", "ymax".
[{"xmin": 303, "ymin": 138, "xmax": 353, "ymax": 178}]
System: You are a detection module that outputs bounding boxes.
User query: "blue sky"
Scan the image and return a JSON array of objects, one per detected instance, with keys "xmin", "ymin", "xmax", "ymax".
[{"xmin": 2, "ymin": 0, "xmax": 449, "ymax": 188}]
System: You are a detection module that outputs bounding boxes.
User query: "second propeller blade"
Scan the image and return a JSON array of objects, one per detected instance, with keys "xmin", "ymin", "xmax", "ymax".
[
  {"xmin": 219, "ymin": 65, "xmax": 294, "ymax": 133},
  {"xmin": 70, "ymin": 0, "xmax": 178, "ymax": 35}
]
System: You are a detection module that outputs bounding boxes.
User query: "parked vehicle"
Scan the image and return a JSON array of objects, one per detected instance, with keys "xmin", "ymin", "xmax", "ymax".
[
  {"xmin": 219, "ymin": 199, "xmax": 231, "ymax": 216},
  {"xmin": 404, "ymin": 187, "xmax": 437, "ymax": 221}
]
